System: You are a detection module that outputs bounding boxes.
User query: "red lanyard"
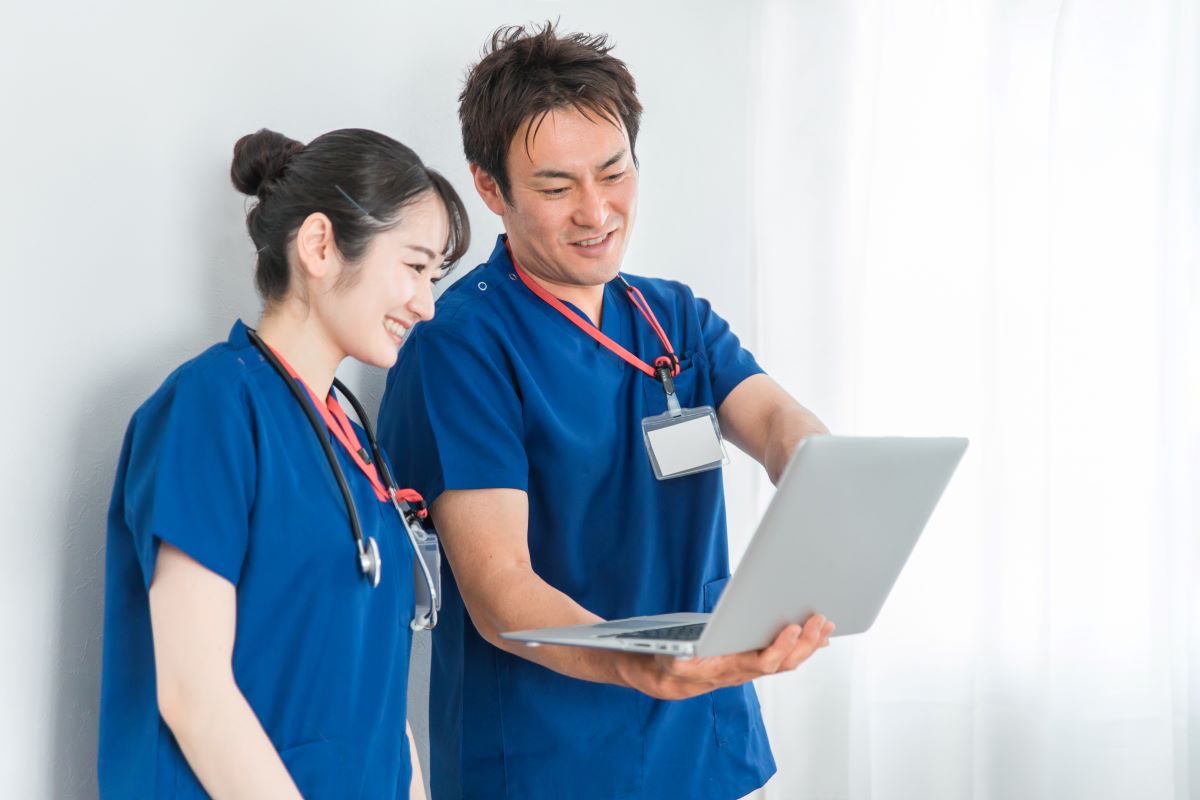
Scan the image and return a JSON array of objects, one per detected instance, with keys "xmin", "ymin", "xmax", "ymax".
[
  {"xmin": 265, "ymin": 344, "xmax": 392, "ymax": 502},
  {"xmin": 507, "ymin": 242, "xmax": 681, "ymax": 378}
]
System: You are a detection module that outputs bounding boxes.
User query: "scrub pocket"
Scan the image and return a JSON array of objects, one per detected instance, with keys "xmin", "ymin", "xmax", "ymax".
[
  {"xmin": 640, "ymin": 350, "xmax": 705, "ymax": 416},
  {"xmin": 703, "ymin": 576, "xmax": 768, "ymax": 748},
  {"xmin": 498, "ymin": 653, "xmax": 644, "ymax": 798},
  {"xmin": 278, "ymin": 738, "xmax": 352, "ymax": 799}
]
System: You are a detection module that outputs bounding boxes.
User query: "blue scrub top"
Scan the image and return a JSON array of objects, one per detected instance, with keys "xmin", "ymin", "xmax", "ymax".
[
  {"xmin": 379, "ymin": 236, "xmax": 776, "ymax": 800},
  {"xmin": 99, "ymin": 320, "xmax": 415, "ymax": 799}
]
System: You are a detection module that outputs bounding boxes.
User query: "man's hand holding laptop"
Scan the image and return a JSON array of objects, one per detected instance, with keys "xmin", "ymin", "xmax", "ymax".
[{"xmin": 616, "ymin": 615, "xmax": 835, "ymax": 701}]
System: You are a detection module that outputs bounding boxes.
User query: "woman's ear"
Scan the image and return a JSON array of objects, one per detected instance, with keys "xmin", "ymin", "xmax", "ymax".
[{"xmin": 294, "ymin": 212, "xmax": 339, "ymax": 281}]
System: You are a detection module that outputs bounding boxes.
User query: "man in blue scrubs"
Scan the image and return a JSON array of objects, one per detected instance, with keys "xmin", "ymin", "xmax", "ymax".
[{"xmin": 379, "ymin": 23, "xmax": 834, "ymax": 800}]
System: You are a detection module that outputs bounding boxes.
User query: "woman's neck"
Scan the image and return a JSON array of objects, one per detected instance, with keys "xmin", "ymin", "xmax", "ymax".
[{"xmin": 255, "ymin": 303, "xmax": 344, "ymax": 399}]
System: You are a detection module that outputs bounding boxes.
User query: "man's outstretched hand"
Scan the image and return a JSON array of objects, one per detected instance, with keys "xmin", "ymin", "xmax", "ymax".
[{"xmin": 621, "ymin": 614, "xmax": 835, "ymax": 701}]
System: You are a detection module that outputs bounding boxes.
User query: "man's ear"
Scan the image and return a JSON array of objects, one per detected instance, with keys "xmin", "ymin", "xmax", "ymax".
[
  {"xmin": 471, "ymin": 164, "xmax": 510, "ymax": 217},
  {"xmin": 294, "ymin": 212, "xmax": 338, "ymax": 282}
]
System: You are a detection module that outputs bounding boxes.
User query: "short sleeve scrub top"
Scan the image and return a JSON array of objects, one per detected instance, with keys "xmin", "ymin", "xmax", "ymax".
[
  {"xmin": 98, "ymin": 320, "xmax": 416, "ymax": 799},
  {"xmin": 379, "ymin": 236, "xmax": 776, "ymax": 800}
]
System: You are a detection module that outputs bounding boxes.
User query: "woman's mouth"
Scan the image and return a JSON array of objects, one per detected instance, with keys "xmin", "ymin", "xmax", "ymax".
[{"xmin": 384, "ymin": 316, "xmax": 409, "ymax": 344}]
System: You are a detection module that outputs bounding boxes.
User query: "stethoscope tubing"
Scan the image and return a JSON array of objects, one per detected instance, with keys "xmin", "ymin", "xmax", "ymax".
[
  {"xmin": 335, "ymin": 371, "xmax": 440, "ymax": 628},
  {"xmin": 247, "ymin": 329, "xmax": 372, "ymax": 561},
  {"xmin": 246, "ymin": 328, "xmax": 438, "ymax": 626}
]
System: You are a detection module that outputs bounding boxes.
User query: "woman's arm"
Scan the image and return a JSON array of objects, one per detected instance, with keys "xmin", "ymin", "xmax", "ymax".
[
  {"xmin": 148, "ymin": 542, "xmax": 302, "ymax": 799},
  {"xmin": 407, "ymin": 721, "xmax": 426, "ymax": 800}
]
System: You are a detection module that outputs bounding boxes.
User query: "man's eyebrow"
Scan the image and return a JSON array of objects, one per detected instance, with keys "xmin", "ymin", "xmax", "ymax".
[
  {"xmin": 531, "ymin": 150, "xmax": 628, "ymax": 181},
  {"xmin": 597, "ymin": 149, "xmax": 626, "ymax": 172}
]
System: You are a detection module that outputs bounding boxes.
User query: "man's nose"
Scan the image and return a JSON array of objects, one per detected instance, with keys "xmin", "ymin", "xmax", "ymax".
[{"xmin": 572, "ymin": 182, "xmax": 608, "ymax": 230}]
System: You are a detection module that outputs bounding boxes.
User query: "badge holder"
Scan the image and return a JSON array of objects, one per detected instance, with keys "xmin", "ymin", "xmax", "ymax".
[
  {"xmin": 641, "ymin": 362, "xmax": 729, "ymax": 480},
  {"xmin": 391, "ymin": 492, "xmax": 442, "ymax": 631}
]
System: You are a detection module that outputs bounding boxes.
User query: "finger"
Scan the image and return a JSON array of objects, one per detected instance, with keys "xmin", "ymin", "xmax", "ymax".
[
  {"xmin": 776, "ymin": 616, "xmax": 826, "ymax": 671},
  {"xmin": 818, "ymin": 620, "xmax": 835, "ymax": 649},
  {"xmin": 799, "ymin": 614, "xmax": 826, "ymax": 646},
  {"xmin": 779, "ymin": 634, "xmax": 822, "ymax": 670},
  {"xmin": 753, "ymin": 618, "xmax": 820, "ymax": 676},
  {"xmin": 677, "ymin": 622, "xmax": 814, "ymax": 684},
  {"xmin": 802, "ymin": 615, "xmax": 829, "ymax": 650},
  {"xmin": 751, "ymin": 624, "xmax": 804, "ymax": 674}
]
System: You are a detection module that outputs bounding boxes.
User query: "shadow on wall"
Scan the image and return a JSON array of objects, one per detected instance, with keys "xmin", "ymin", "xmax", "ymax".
[
  {"xmin": 51, "ymin": 388, "xmax": 110, "ymax": 798},
  {"xmin": 49, "ymin": 165, "xmax": 259, "ymax": 798},
  {"xmin": 51, "ymin": 344, "xmax": 188, "ymax": 798}
]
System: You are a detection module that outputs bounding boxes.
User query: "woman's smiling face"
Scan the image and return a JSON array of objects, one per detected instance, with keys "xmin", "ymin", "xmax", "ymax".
[{"xmin": 315, "ymin": 192, "xmax": 451, "ymax": 369}]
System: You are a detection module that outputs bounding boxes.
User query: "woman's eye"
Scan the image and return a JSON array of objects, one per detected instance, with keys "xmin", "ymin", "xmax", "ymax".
[{"xmin": 407, "ymin": 263, "xmax": 427, "ymax": 274}]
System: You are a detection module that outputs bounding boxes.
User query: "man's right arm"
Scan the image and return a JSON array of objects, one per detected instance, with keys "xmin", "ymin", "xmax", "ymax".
[{"xmin": 431, "ymin": 488, "xmax": 834, "ymax": 700}]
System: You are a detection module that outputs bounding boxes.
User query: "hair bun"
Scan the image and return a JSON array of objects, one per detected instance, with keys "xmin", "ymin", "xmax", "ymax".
[{"xmin": 230, "ymin": 129, "xmax": 305, "ymax": 197}]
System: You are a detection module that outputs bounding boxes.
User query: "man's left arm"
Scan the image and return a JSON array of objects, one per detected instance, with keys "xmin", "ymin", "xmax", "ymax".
[{"xmin": 718, "ymin": 374, "xmax": 829, "ymax": 485}]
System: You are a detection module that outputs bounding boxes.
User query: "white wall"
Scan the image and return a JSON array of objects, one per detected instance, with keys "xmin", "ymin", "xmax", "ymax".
[{"xmin": 0, "ymin": 2, "xmax": 765, "ymax": 796}]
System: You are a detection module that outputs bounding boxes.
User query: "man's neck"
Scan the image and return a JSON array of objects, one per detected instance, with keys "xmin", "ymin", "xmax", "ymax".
[
  {"xmin": 521, "ymin": 270, "xmax": 605, "ymax": 327},
  {"xmin": 507, "ymin": 240, "xmax": 608, "ymax": 326}
]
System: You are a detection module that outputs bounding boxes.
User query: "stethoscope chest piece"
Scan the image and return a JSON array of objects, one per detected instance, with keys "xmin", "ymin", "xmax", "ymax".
[
  {"xmin": 245, "ymin": 328, "xmax": 440, "ymax": 616},
  {"xmin": 359, "ymin": 536, "xmax": 382, "ymax": 588}
]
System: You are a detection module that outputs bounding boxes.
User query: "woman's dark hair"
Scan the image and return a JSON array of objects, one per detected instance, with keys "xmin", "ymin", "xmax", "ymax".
[
  {"xmin": 231, "ymin": 128, "xmax": 470, "ymax": 303},
  {"xmin": 458, "ymin": 22, "xmax": 643, "ymax": 203}
]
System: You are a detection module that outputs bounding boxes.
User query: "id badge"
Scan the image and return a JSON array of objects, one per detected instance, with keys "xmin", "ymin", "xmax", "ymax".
[
  {"xmin": 641, "ymin": 404, "xmax": 729, "ymax": 480},
  {"xmin": 391, "ymin": 493, "xmax": 442, "ymax": 630}
]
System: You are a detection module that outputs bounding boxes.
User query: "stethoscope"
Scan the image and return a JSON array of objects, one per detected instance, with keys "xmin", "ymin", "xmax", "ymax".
[{"xmin": 247, "ymin": 328, "xmax": 440, "ymax": 630}]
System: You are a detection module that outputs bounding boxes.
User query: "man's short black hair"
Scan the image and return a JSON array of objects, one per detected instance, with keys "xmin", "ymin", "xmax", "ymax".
[{"xmin": 459, "ymin": 22, "xmax": 643, "ymax": 202}]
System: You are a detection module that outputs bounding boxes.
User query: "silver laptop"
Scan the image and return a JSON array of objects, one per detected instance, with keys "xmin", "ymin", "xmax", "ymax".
[{"xmin": 501, "ymin": 435, "xmax": 968, "ymax": 658}]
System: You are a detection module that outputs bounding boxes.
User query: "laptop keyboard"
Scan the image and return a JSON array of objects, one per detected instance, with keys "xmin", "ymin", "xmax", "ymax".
[{"xmin": 605, "ymin": 623, "xmax": 707, "ymax": 642}]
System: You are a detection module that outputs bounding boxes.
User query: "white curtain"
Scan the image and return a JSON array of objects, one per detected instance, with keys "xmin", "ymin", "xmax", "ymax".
[{"xmin": 749, "ymin": 1, "xmax": 1199, "ymax": 798}]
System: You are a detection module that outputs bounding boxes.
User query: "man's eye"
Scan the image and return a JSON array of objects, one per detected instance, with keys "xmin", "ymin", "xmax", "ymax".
[
  {"xmin": 541, "ymin": 187, "xmax": 568, "ymax": 196},
  {"xmin": 605, "ymin": 171, "xmax": 625, "ymax": 182}
]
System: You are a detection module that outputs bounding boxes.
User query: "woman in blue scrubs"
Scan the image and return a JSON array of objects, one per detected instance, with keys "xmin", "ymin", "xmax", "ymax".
[{"xmin": 98, "ymin": 128, "xmax": 468, "ymax": 798}]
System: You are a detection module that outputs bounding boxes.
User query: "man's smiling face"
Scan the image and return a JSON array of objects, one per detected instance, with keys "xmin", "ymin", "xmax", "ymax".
[{"xmin": 489, "ymin": 106, "xmax": 638, "ymax": 287}]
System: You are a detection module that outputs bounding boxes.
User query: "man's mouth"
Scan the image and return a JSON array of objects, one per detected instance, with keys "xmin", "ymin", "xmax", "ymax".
[{"xmin": 571, "ymin": 230, "xmax": 616, "ymax": 249}]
